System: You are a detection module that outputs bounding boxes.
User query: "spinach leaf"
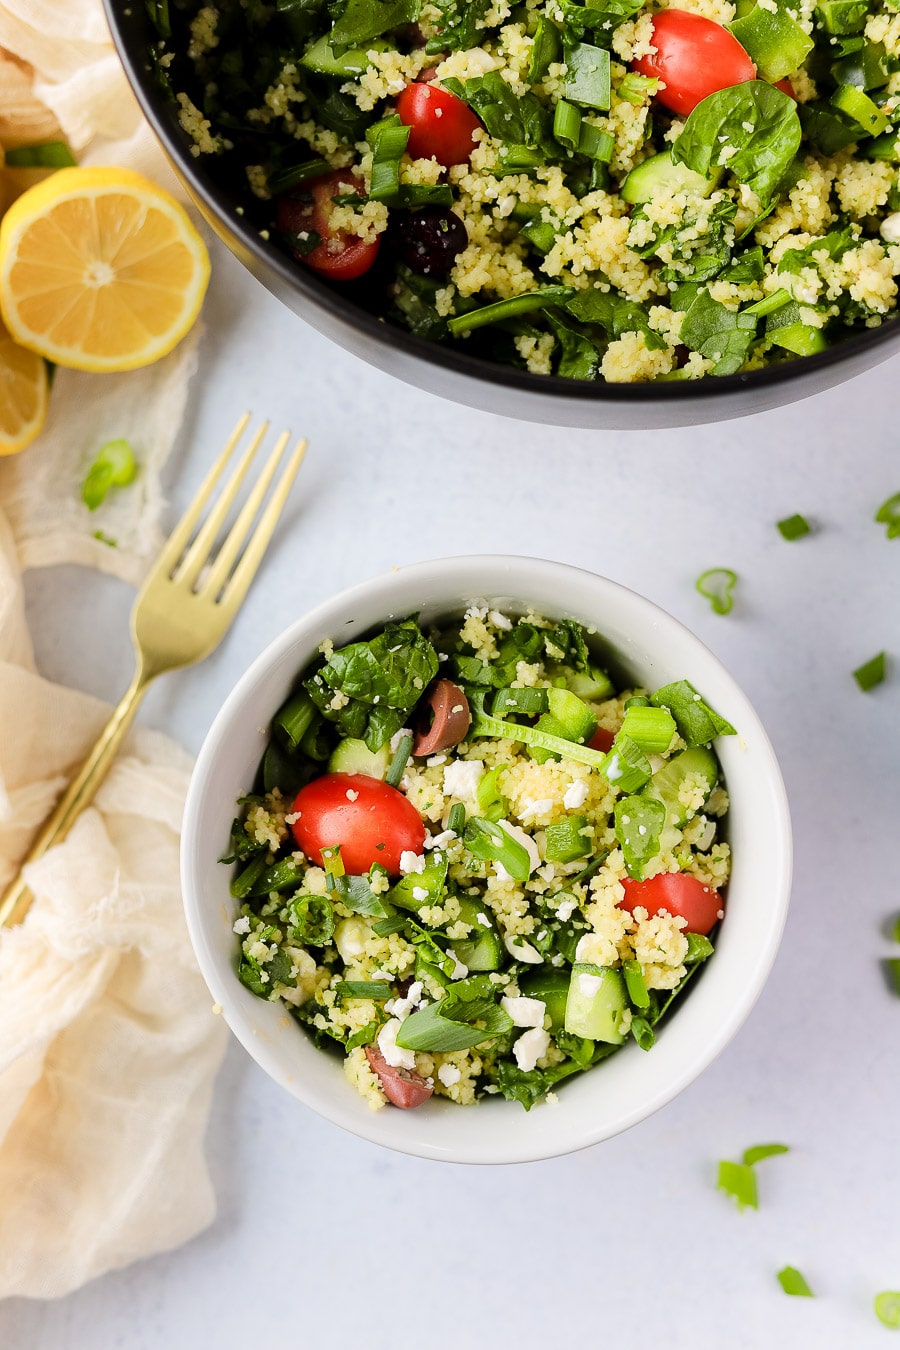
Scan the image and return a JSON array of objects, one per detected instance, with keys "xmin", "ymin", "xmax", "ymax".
[
  {"xmin": 331, "ymin": 873, "xmax": 391, "ymax": 919},
  {"xmin": 494, "ymin": 1056, "xmax": 585, "ymax": 1109},
  {"xmin": 719, "ymin": 244, "xmax": 766, "ymax": 284},
  {"xmin": 650, "ymin": 679, "xmax": 736, "ymax": 744},
  {"xmin": 330, "ymin": 0, "xmax": 420, "ymax": 46},
  {"xmin": 559, "ymin": 0, "xmax": 644, "ymax": 45},
  {"xmin": 305, "ymin": 619, "xmax": 438, "ymax": 750},
  {"xmin": 547, "ymin": 313, "xmax": 600, "ymax": 380},
  {"xmin": 673, "ymin": 80, "xmax": 801, "ymax": 205},
  {"xmin": 565, "ymin": 289, "xmax": 666, "ymax": 350},
  {"xmin": 424, "ymin": 0, "xmax": 491, "ymax": 54},
  {"xmin": 678, "ymin": 289, "xmax": 757, "ymax": 376},
  {"xmin": 441, "ymin": 73, "xmax": 553, "ymax": 151}
]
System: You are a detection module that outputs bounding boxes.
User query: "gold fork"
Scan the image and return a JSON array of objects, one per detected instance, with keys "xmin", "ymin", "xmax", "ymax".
[{"xmin": 0, "ymin": 412, "xmax": 307, "ymax": 929}]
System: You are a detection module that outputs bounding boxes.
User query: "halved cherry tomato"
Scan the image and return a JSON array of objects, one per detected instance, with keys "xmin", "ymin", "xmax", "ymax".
[
  {"xmin": 396, "ymin": 82, "xmax": 481, "ymax": 167},
  {"xmin": 619, "ymin": 873, "xmax": 722, "ymax": 935},
  {"xmin": 276, "ymin": 170, "xmax": 380, "ymax": 281},
  {"xmin": 634, "ymin": 10, "xmax": 756, "ymax": 116},
  {"xmin": 588, "ymin": 725, "xmax": 616, "ymax": 754},
  {"xmin": 291, "ymin": 772, "xmax": 425, "ymax": 875},
  {"xmin": 366, "ymin": 1046, "xmax": 434, "ymax": 1108},
  {"xmin": 774, "ymin": 77, "xmax": 796, "ymax": 99}
]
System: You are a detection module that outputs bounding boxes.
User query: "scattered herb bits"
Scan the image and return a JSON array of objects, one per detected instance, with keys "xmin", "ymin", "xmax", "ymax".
[
  {"xmin": 886, "ymin": 959, "xmax": 900, "ymax": 997},
  {"xmin": 717, "ymin": 1160, "xmax": 758, "ymax": 1210},
  {"xmin": 874, "ymin": 1291, "xmax": 900, "ymax": 1329},
  {"xmin": 853, "ymin": 652, "xmax": 887, "ymax": 692},
  {"xmin": 778, "ymin": 1267, "xmax": 814, "ymax": 1298},
  {"xmin": 875, "ymin": 492, "xmax": 900, "ymax": 540},
  {"xmin": 743, "ymin": 1142, "xmax": 790, "ymax": 1166},
  {"xmin": 696, "ymin": 568, "xmax": 738, "ymax": 616},
  {"xmin": 776, "ymin": 514, "xmax": 812, "ymax": 541},
  {"xmin": 81, "ymin": 438, "xmax": 137, "ymax": 510}
]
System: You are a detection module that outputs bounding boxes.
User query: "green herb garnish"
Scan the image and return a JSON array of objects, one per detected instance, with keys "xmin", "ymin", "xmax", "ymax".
[
  {"xmin": 853, "ymin": 652, "xmax": 887, "ymax": 691},
  {"xmin": 874, "ymin": 1291, "xmax": 900, "ymax": 1329},
  {"xmin": 777, "ymin": 514, "xmax": 812, "ymax": 540},
  {"xmin": 777, "ymin": 1266, "xmax": 814, "ymax": 1298},
  {"xmin": 696, "ymin": 568, "xmax": 738, "ymax": 616},
  {"xmin": 717, "ymin": 1160, "xmax": 758, "ymax": 1210},
  {"xmin": 81, "ymin": 439, "xmax": 137, "ymax": 511},
  {"xmin": 875, "ymin": 492, "xmax": 900, "ymax": 539}
]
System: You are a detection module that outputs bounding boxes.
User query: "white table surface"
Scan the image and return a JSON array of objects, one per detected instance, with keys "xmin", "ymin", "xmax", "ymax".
[{"xmin": 2, "ymin": 231, "xmax": 899, "ymax": 1349}]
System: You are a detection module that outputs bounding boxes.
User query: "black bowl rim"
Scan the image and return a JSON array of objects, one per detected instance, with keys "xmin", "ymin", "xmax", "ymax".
[{"xmin": 105, "ymin": 0, "xmax": 900, "ymax": 407}]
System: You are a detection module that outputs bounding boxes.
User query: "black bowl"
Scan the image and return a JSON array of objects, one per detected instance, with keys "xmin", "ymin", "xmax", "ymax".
[{"xmin": 105, "ymin": 0, "xmax": 900, "ymax": 428}]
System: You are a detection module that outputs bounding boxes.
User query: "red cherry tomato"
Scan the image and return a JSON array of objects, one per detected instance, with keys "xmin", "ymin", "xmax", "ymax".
[
  {"xmin": 588, "ymin": 725, "xmax": 616, "ymax": 754},
  {"xmin": 774, "ymin": 77, "xmax": 796, "ymax": 99},
  {"xmin": 619, "ymin": 873, "xmax": 723, "ymax": 936},
  {"xmin": 396, "ymin": 83, "xmax": 481, "ymax": 167},
  {"xmin": 366, "ymin": 1046, "xmax": 434, "ymax": 1108},
  {"xmin": 291, "ymin": 773, "xmax": 425, "ymax": 875},
  {"xmin": 275, "ymin": 170, "xmax": 380, "ymax": 281},
  {"xmin": 634, "ymin": 10, "xmax": 756, "ymax": 116}
]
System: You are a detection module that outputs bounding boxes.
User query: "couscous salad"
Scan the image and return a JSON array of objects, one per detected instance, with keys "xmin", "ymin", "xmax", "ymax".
[
  {"xmin": 153, "ymin": 0, "xmax": 900, "ymax": 384},
  {"xmin": 223, "ymin": 609, "xmax": 734, "ymax": 1111}
]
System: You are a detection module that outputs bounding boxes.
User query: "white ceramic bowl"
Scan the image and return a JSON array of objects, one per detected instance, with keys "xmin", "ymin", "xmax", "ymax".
[{"xmin": 182, "ymin": 556, "xmax": 792, "ymax": 1164}]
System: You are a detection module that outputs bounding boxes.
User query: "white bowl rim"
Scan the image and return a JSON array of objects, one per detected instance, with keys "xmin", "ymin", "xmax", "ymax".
[{"xmin": 181, "ymin": 554, "xmax": 792, "ymax": 1164}]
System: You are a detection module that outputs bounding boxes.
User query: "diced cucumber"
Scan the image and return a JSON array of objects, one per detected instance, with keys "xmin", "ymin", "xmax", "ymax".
[
  {"xmin": 621, "ymin": 151, "xmax": 721, "ymax": 206},
  {"xmin": 648, "ymin": 745, "xmax": 718, "ymax": 830},
  {"xmin": 449, "ymin": 897, "xmax": 503, "ymax": 971},
  {"xmin": 519, "ymin": 968, "xmax": 570, "ymax": 1029},
  {"xmin": 547, "ymin": 687, "xmax": 598, "ymax": 741},
  {"xmin": 328, "ymin": 737, "xmax": 391, "ymax": 779},
  {"xmin": 300, "ymin": 35, "xmax": 388, "ymax": 77},
  {"xmin": 564, "ymin": 963, "xmax": 628, "ymax": 1044},
  {"xmin": 565, "ymin": 664, "xmax": 615, "ymax": 700}
]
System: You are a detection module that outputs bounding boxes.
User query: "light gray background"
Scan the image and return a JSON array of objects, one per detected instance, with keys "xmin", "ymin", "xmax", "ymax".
[{"xmin": 2, "ymin": 232, "xmax": 899, "ymax": 1348}]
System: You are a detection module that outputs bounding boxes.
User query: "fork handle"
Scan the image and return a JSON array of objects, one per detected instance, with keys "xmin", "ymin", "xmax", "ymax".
[{"xmin": 0, "ymin": 669, "xmax": 150, "ymax": 929}]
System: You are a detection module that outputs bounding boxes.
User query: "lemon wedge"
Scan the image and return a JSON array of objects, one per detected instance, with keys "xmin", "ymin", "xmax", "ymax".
[
  {"xmin": 0, "ymin": 166, "xmax": 210, "ymax": 373},
  {"xmin": 0, "ymin": 316, "xmax": 48, "ymax": 454}
]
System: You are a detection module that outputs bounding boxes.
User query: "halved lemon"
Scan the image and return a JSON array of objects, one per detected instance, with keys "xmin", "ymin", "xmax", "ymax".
[
  {"xmin": 0, "ymin": 166, "xmax": 210, "ymax": 373},
  {"xmin": 0, "ymin": 317, "xmax": 48, "ymax": 454}
]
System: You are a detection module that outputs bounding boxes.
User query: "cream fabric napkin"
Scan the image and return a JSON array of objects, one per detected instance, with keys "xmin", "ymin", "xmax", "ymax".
[
  {"xmin": 0, "ymin": 514, "xmax": 228, "ymax": 1300},
  {"xmin": 0, "ymin": 0, "xmax": 231, "ymax": 1301}
]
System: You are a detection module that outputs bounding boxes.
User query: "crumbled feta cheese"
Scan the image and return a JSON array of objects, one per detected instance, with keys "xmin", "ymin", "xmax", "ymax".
[
  {"xmin": 881, "ymin": 211, "xmax": 900, "ymax": 244},
  {"xmin": 555, "ymin": 896, "xmax": 577, "ymax": 922},
  {"xmin": 425, "ymin": 828, "xmax": 457, "ymax": 849},
  {"xmin": 578, "ymin": 972, "xmax": 603, "ymax": 998},
  {"xmin": 488, "ymin": 608, "xmax": 513, "ymax": 630},
  {"xmin": 513, "ymin": 1026, "xmax": 550, "ymax": 1072},
  {"xmin": 427, "ymin": 753, "xmax": 448, "ymax": 767},
  {"xmin": 399, "ymin": 851, "xmax": 427, "ymax": 874},
  {"xmin": 476, "ymin": 912, "xmax": 491, "ymax": 928},
  {"xmin": 449, "ymin": 953, "xmax": 469, "ymax": 980},
  {"xmin": 504, "ymin": 934, "xmax": 543, "ymax": 964},
  {"xmin": 438, "ymin": 1062, "xmax": 462, "ymax": 1087},
  {"xmin": 501, "ymin": 995, "xmax": 546, "ymax": 1028},
  {"xmin": 390, "ymin": 727, "xmax": 413, "ymax": 752},
  {"xmin": 377, "ymin": 1017, "xmax": 416, "ymax": 1070},
  {"xmin": 284, "ymin": 809, "xmax": 301, "ymax": 825},
  {"xmin": 604, "ymin": 753, "xmax": 622, "ymax": 782},
  {"xmin": 442, "ymin": 758, "xmax": 484, "ymax": 800},
  {"xmin": 386, "ymin": 981, "xmax": 424, "ymax": 1021},
  {"xmin": 346, "ymin": 788, "xmax": 359, "ymax": 801},
  {"xmin": 563, "ymin": 779, "xmax": 589, "ymax": 810},
  {"xmin": 232, "ymin": 915, "xmax": 251, "ymax": 935},
  {"xmin": 412, "ymin": 885, "xmax": 428, "ymax": 902}
]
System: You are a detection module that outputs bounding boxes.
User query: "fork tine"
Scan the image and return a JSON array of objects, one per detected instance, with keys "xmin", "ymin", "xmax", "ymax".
[
  {"xmin": 200, "ymin": 428, "xmax": 293, "ymax": 598},
  {"xmin": 218, "ymin": 438, "xmax": 308, "ymax": 616},
  {"xmin": 152, "ymin": 412, "xmax": 252, "ymax": 579},
  {"xmin": 173, "ymin": 418, "xmax": 270, "ymax": 589}
]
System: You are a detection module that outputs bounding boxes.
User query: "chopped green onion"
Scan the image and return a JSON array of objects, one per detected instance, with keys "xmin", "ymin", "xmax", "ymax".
[
  {"xmin": 619, "ymin": 704, "xmax": 676, "ymax": 755},
  {"xmin": 386, "ymin": 733, "xmax": 413, "ymax": 787},
  {"xmin": 623, "ymin": 958, "xmax": 649, "ymax": 1009},
  {"xmin": 230, "ymin": 855, "xmax": 267, "ymax": 900},
  {"xmin": 5, "ymin": 141, "xmax": 76, "ymax": 168},
  {"xmin": 372, "ymin": 914, "xmax": 407, "ymax": 937},
  {"xmin": 695, "ymin": 567, "xmax": 738, "ymax": 616},
  {"xmin": 369, "ymin": 120, "xmax": 411, "ymax": 202},
  {"xmin": 448, "ymin": 287, "xmax": 577, "ymax": 336},
  {"xmin": 777, "ymin": 1267, "xmax": 814, "ymax": 1298},
  {"xmin": 245, "ymin": 856, "xmax": 305, "ymax": 896},
  {"xmin": 267, "ymin": 158, "xmax": 331, "ymax": 195},
  {"xmin": 321, "ymin": 844, "xmax": 345, "ymax": 879},
  {"xmin": 544, "ymin": 814, "xmax": 591, "ymax": 863},
  {"xmin": 288, "ymin": 894, "xmax": 335, "ymax": 945},
  {"xmin": 875, "ymin": 491, "xmax": 900, "ymax": 539},
  {"xmin": 476, "ymin": 765, "xmax": 508, "ymax": 822},
  {"xmin": 743, "ymin": 1143, "xmax": 790, "ymax": 1166},
  {"xmin": 874, "ymin": 1291, "xmax": 900, "ymax": 1329},
  {"xmin": 831, "ymin": 82, "xmax": 888, "ymax": 134},
  {"xmin": 777, "ymin": 513, "xmax": 812, "ymax": 540},
  {"xmin": 564, "ymin": 41, "xmax": 611, "ymax": 111},
  {"xmin": 81, "ymin": 438, "xmax": 137, "ymax": 511},
  {"xmin": 602, "ymin": 733, "xmax": 652, "ymax": 793},
  {"xmin": 274, "ymin": 691, "xmax": 317, "ymax": 750},
  {"xmin": 617, "ymin": 72, "xmax": 658, "ymax": 104},
  {"xmin": 491, "ymin": 686, "xmax": 548, "ymax": 718},
  {"xmin": 464, "ymin": 816, "xmax": 531, "ymax": 882},
  {"xmin": 553, "ymin": 97, "xmax": 584, "ymax": 150},
  {"xmin": 614, "ymin": 794, "xmax": 665, "ymax": 878},
  {"xmin": 886, "ymin": 957, "xmax": 900, "ymax": 995},
  {"xmin": 520, "ymin": 214, "xmax": 560, "ymax": 255},
  {"xmin": 577, "ymin": 122, "xmax": 615, "ymax": 162},
  {"xmin": 630, "ymin": 1015, "xmax": 655, "ymax": 1050},
  {"xmin": 469, "ymin": 704, "xmax": 610, "ymax": 770},
  {"xmin": 685, "ymin": 932, "xmax": 714, "ymax": 963},
  {"xmin": 447, "ymin": 801, "xmax": 467, "ymax": 835},
  {"xmin": 853, "ymin": 651, "xmax": 887, "ymax": 691},
  {"xmin": 717, "ymin": 1159, "xmax": 758, "ymax": 1210},
  {"xmin": 395, "ymin": 996, "xmax": 513, "ymax": 1052},
  {"xmin": 893, "ymin": 912, "xmax": 900, "ymax": 944},
  {"xmin": 335, "ymin": 980, "xmax": 393, "ymax": 1000}
]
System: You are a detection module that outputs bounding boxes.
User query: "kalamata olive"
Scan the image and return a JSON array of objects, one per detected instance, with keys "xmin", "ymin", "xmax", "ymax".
[
  {"xmin": 413, "ymin": 679, "xmax": 471, "ymax": 755},
  {"xmin": 366, "ymin": 1046, "xmax": 433, "ymax": 1108},
  {"xmin": 396, "ymin": 207, "xmax": 467, "ymax": 279}
]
